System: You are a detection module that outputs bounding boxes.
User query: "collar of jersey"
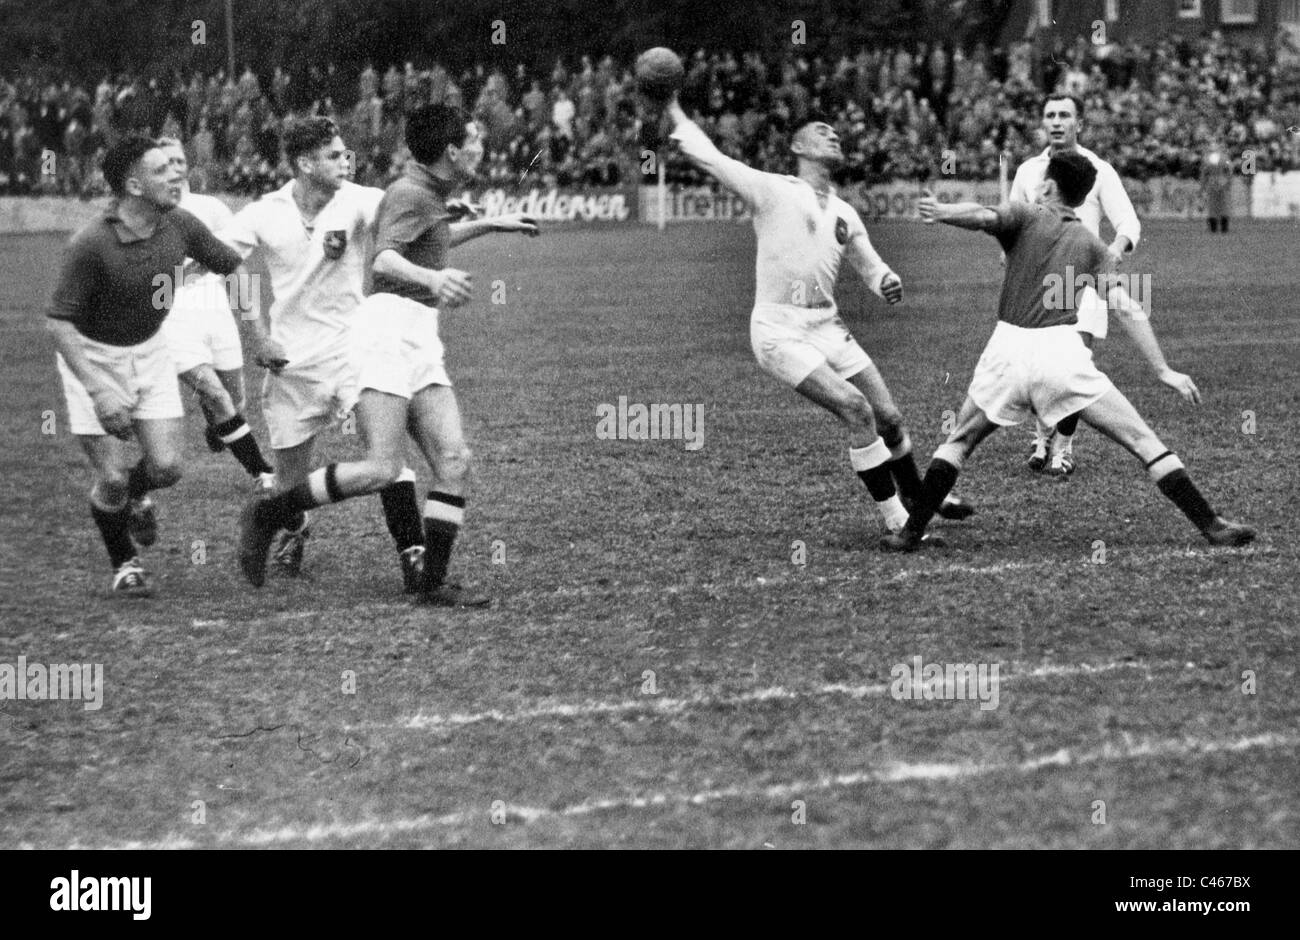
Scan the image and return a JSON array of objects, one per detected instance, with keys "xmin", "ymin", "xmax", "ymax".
[
  {"xmin": 403, "ymin": 160, "xmax": 455, "ymax": 195},
  {"xmin": 103, "ymin": 199, "xmax": 159, "ymax": 243}
]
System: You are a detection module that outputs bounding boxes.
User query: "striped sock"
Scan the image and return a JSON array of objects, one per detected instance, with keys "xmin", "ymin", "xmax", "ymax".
[
  {"xmin": 260, "ymin": 465, "xmax": 341, "ymax": 529},
  {"xmin": 421, "ymin": 491, "xmax": 465, "ymax": 592},
  {"xmin": 213, "ymin": 414, "xmax": 273, "ymax": 476},
  {"xmin": 851, "ymin": 439, "xmax": 907, "ymax": 530}
]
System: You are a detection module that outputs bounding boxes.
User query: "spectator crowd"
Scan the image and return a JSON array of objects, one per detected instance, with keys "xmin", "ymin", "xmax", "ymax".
[{"xmin": 3, "ymin": 29, "xmax": 1299, "ymax": 199}]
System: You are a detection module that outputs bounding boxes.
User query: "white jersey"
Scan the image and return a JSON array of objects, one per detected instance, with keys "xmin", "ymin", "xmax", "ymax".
[
  {"xmin": 1009, "ymin": 144, "xmax": 1141, "ymax": 250},
  {"xmin": 219, "ymin": 180, "xmax": 384, "ymax": 366},
  {"xmin": 671, "ymin": 120, "xmax": 894, "ymax": 310},
  {"xmin": 173, "ymin": 188, "xmax": 236, "ymax": 315}
]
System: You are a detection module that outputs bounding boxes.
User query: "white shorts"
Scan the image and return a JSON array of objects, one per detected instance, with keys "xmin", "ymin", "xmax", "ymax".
[
  {"xmin": 750, "ymin": 302, "xmax": 872, "ymax": 387},
  {"xmin": 56, "ymin": 330, "xmax": 184, "ymax": 435},
  {"xmin": 261, "ymin": 350, "xmax": 359, "ymax": 451},
  {"xmin": 1073, "ymin": 284, "xmax": 1108, "ymax": 339},
  {"xmin": 349, "ymin": 293, "xmax": 452, "ymax": 402},
  {"xmin": 163, "ymin": 291, "xmax": 244, "ymax": 374},
  {"xmin": 968, "ymin": 321, "xmax": 1114, "ymax": 428}
]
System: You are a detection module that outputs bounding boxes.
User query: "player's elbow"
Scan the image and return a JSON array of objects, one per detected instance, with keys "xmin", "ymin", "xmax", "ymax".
[{"xmin": 371, "ymin": 249, "xmax": 401, "ymax": 277}]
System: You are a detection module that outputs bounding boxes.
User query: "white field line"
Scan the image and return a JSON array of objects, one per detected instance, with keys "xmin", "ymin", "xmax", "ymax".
[
  {"xmin": 385, "ymin": 659, "xmax": 1159, "ymax": 732},
  {"xmin": 68, "ymin": 730, "xmax": 1300, "ymax": 849},
  {"xmin": 887, "ymin": 544, "xmax": 1265, "ymax": 582}
]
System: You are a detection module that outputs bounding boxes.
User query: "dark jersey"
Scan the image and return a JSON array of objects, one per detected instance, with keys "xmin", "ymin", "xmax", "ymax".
[
  {"xmin": 989, "ymin": 200, "xmax": 1110, "ymax": 330},
  {"xmin": 368, "ymin": 161, "xmax": 455, "ymax": 307},
  {"xmin": 47, "ymin": 204, "xmax": 242, "ymax": 346}
]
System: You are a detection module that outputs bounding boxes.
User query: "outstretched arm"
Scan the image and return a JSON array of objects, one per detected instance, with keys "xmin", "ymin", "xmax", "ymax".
[
  {"xmin": 918, "ymin": 192, "xmax": 999, "ymax": 230},
  {"xmin": 1098, "ymin": 271, "xmax": 1200, "ymax": 405},
  {"xmin": 449, "ymin": 214, "xmax": 539, "ymax": 247},
  {"xmin": 661, "ymin": 96, "xmax": 767, "ymax": 206}
]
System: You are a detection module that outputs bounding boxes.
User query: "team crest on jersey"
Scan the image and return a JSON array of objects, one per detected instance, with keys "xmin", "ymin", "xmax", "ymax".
[
  {"xmin": 323, "ymin": 230, "xmax": 347, "ymax": 260},
  {"xmin": 835, "ymin": 217, "xmax": 849, "ymax": 245}
]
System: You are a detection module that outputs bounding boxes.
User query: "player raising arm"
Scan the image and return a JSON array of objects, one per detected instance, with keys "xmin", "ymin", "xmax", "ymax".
[
  {"xmin": 1009, "ymin": 93, "xmax": 1142, "ymax": 475},
  {"xmin": 882, "ymin": 152, "xmax": 1253, "ymax": 552},
  {"xmin": 236, "ymin": 105, "xmax": 538, "ymax": 607},
  {"xmin": 653, "ymin": 92, "xmax": 971, "ymax": 535}
]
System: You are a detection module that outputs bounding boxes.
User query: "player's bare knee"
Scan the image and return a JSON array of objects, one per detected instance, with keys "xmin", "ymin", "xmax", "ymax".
[
  {"xmin": 875, "ymin": 411, "xmax": 905, "ymax": 447},
  {"xmin": 95, "ymin": 473, "xmax": 129, "ymax": 505},
  {"xmin": 360, "ymin": 458, "xmax": 404, "ymax": 490},
  {"xmin": 437, "ymin": 445, "xmax": 472, "ymax": 483},
  {"xmin": 839, "ymin": 391, "xmax": 875, "ymax": 432},
  {"xmin": 147, "ymin": 460, "xmax": 183, "ymax": 489}
]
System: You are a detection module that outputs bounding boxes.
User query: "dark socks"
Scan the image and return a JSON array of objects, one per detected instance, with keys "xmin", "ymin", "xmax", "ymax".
[
  {"xmin": 904, "ymin": 458, "xmax": 961, "ymax": 537},
  {"xmin": 421, "ymin": 491, "xmax": 465, "ymax": 592},
  {"xmin": 261, "ymin": 465, "xmax": 338, "ymax": 529},
  {"xmin": 1155, "ymin": 467, "xmax": 1217, "ymax": 531},
  {"xmin": 887, "ymin": 451, "xmax": 923, "ymax": 504},
  {"xmin": 126, "ymin": 461, "xmax": 152, "ymax": 501},
  {"xmin": 379, "ymin": 476, "xmax": 424, "ymax": 552},
  {"xmin": 857, "ymin": 465, "xmax": 897, "ymax": 502},
  {"xmin": 212, "ymin": 414, "xmax": 273, "ymax": 476},
  {"xmin": 91, "ymin": 500, "xmax": 135, "ymax": 568}
]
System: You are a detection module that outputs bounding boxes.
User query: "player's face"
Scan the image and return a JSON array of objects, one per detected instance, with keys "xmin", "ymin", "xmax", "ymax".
[
  {"xmin": 793, "ymin": 123, "xmax": 844, "ymax": 166},
  {"xmin": 161, "ymin": 143, "xmax": 189, "ymax": 186},
  {"xmin": 129, "ymin": 147, "xmax": 184, "ymax": 210},
  {"xmin": 1041, "ymin": 100, "xmax": 1080, "ymax": 150},
  {"xmin": 300, "ymin": 135, "xmax": 350, "ymax": 191},
  {"xmin": 450, "ymin": 122, "xmax": 485, "ymax": 177}
]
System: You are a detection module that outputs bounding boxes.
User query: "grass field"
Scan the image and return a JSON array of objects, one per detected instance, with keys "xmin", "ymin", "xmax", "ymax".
[{"xmin": 0, "ymin": 217, "xmax": 1296, "ymax": 849}]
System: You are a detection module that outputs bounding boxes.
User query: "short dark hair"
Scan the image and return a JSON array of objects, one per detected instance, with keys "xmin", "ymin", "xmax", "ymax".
[
  {"xmin": 283, "ymin": 117, "xmax": 339, "ymax": 166},
  {"xmin": 1046, "ymin": 151, "xmax": 1097, "ymax": 207},
  {"xmin": 406, "ymin": 104, "xmax": 469, "ymax": 165},
  {"xmin": 1042, "ymin": 93, "xmax": 1085, "ymax": 121},
  {"xmin": 102, "ymin": 133, "xmax": 161, "ymax": 197}
]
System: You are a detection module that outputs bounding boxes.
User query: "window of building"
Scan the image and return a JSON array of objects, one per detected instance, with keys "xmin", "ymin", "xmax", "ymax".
[{"xmin": 1177, "ymin": 0, "xmax": 1202, "ymax": 18}]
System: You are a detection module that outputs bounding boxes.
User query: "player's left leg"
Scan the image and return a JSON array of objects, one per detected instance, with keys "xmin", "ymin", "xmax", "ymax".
[
  {"xmin": 1047, "ymin": 331, "xmax": 1096, "ymax": 478},
  {"xmin": 794, "ymin": 362, "xmax": 908, "ymax": 533},
  {"xmin": 79, "ymin": 434, "xmax": 151, "ymax": 597},
  {"xmin": 237, "ymin": 390, "xmax": 411, "ymax": 587},
  {"xmin": 120, "ymin": 416, "xmax": 186, "ymax": 571},
  {"xmin": 881, "ymin": 395, "xmax": 1001, "ymax": 552},
  {"xmin": 1078, "ymin": 388, "xmax": 1254, "ymax": 545},
  {"xmin": 845, "ymin": 363, "xmax": 974, "ymax": 520},
  {"xmin": 178, "ymin": 363, "xmax": 274, "ymax": 487},
  {"xmin": 405, "ymin": 384, "xmax": 489, "ymax": 608},
  {"xmin": 266, "ymin": 435, "xmax": 318, "ymax": 576},
  {"xmin": 215, "ymin": 367, "xmax": 248, "ymax": 417}
]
